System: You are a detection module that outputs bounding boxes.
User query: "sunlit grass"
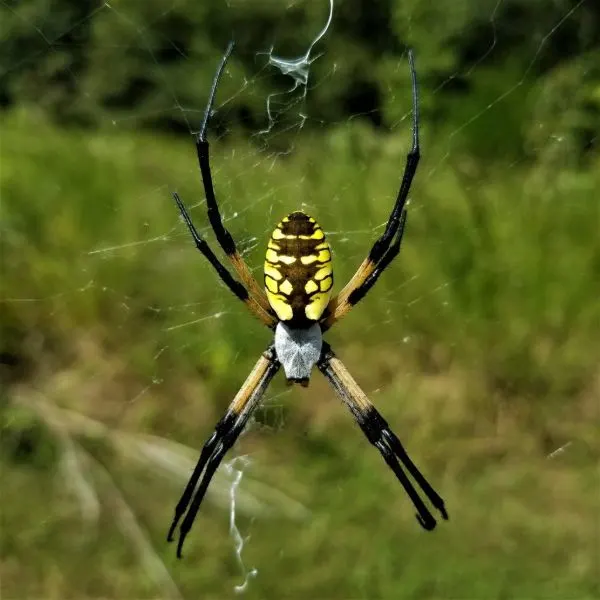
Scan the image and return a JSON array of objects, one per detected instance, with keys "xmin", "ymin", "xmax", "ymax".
[{"xmin": 1, "ymin": 109, "xmax": 599, "ymax": 599}]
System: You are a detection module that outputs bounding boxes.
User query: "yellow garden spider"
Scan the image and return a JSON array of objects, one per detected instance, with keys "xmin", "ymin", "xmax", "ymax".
[{"xmin": 167, "ymin": 42, "xmax": 448, "ymax": 558}]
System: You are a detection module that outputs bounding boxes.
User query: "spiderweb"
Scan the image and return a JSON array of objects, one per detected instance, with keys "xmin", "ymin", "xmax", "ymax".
[{"xmin": 2, "ymin": 0, "xmax": 597, "ymax": 598}]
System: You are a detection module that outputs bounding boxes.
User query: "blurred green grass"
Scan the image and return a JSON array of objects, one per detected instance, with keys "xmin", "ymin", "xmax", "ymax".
[{"xmin": 1, "ymin": 108, "xmax": 599, "ymax": 599}]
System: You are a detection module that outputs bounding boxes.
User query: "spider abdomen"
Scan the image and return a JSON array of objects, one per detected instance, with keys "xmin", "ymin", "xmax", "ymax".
[{"xmin": 264, "ymin": 211, "xmax": 333, "ymax": 327}]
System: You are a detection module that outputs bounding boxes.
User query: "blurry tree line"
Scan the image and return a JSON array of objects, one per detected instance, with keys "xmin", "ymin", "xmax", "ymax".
[{"xmin": 1, "ymin": 0, "xmax": 598, "ymax": 159}]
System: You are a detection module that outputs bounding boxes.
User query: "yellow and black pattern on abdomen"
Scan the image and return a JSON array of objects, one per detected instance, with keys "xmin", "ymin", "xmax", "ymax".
[{"xmin": 264, "ymin": 211, "xmax": 333, "ymax": 327}]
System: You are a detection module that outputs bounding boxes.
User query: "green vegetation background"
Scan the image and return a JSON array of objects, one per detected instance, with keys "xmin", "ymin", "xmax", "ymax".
[{"xmin": 1, "ymin": 1, "xmax": 599, "ymax": 599}]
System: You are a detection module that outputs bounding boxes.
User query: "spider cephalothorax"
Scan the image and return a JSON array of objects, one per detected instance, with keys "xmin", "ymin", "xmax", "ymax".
[{"xmin": 167, "ymin": 42, "xmax": 447, "ymax": 559}]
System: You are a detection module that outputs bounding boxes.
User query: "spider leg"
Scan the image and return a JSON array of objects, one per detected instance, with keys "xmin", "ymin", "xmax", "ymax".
[
  {"xmin": 345, "ymin": 210, "xmax": 407, "ymax": 308},
  {"xmin": 173, "ymin": 192, "xmax": 276, "ymax": 328},
  {"xmin": 317, "ymin": 342, "xmax": 447, "ymax": 529},
  {"xmin": 195, "ymin": 42, "xmax": 273, "ymax": 315},
  {"xmin": 322, "ymin": 50, "xmax": 420, "ymax": 331},
  {"xmin": 167, "ymin": 346, "xmax": 280, "ymax": 558}
]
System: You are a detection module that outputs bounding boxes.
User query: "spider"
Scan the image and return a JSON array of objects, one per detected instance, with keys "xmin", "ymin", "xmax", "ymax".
[{"xmin": 167, "ymin": 42, "xmax": 448, "ymax": 558}]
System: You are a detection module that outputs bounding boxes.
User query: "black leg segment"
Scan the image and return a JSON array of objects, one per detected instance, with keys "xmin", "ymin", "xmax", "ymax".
[
  {"xmin": 368, "ymin": 49, "xmax": 420, "ymax": 267},
  {"xmin": 195, "ymin": 41, "xmax": 238, "ymax": 257},
  {"xmin": 172, "ymin": 192, "xmax": 248, "ymax": 302},
  {"xmin": 317, "ymin": 342, "xmax": 447, "ymax": 530},
  {"xmin": 167, "ymin": 347, "xmax": 280, "ymax": 558}
]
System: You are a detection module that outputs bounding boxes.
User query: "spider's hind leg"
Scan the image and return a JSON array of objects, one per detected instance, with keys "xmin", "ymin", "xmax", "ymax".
[
  {"xmin": 321, "ymin": 50, "xmax": 420, "ymax": 332},
  {"xmin": 192, "ymin": 41, "xmax": 274, "ymax": 316}
]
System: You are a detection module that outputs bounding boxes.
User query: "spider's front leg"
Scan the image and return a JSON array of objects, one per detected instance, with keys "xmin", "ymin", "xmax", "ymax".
[
  {"xmin": 318, "ymin": 342, "xmax": 448, "ymax": 529},
  {"xmin": 168, "ymin": 345, "xmax": 280, "ymax": 558}
]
